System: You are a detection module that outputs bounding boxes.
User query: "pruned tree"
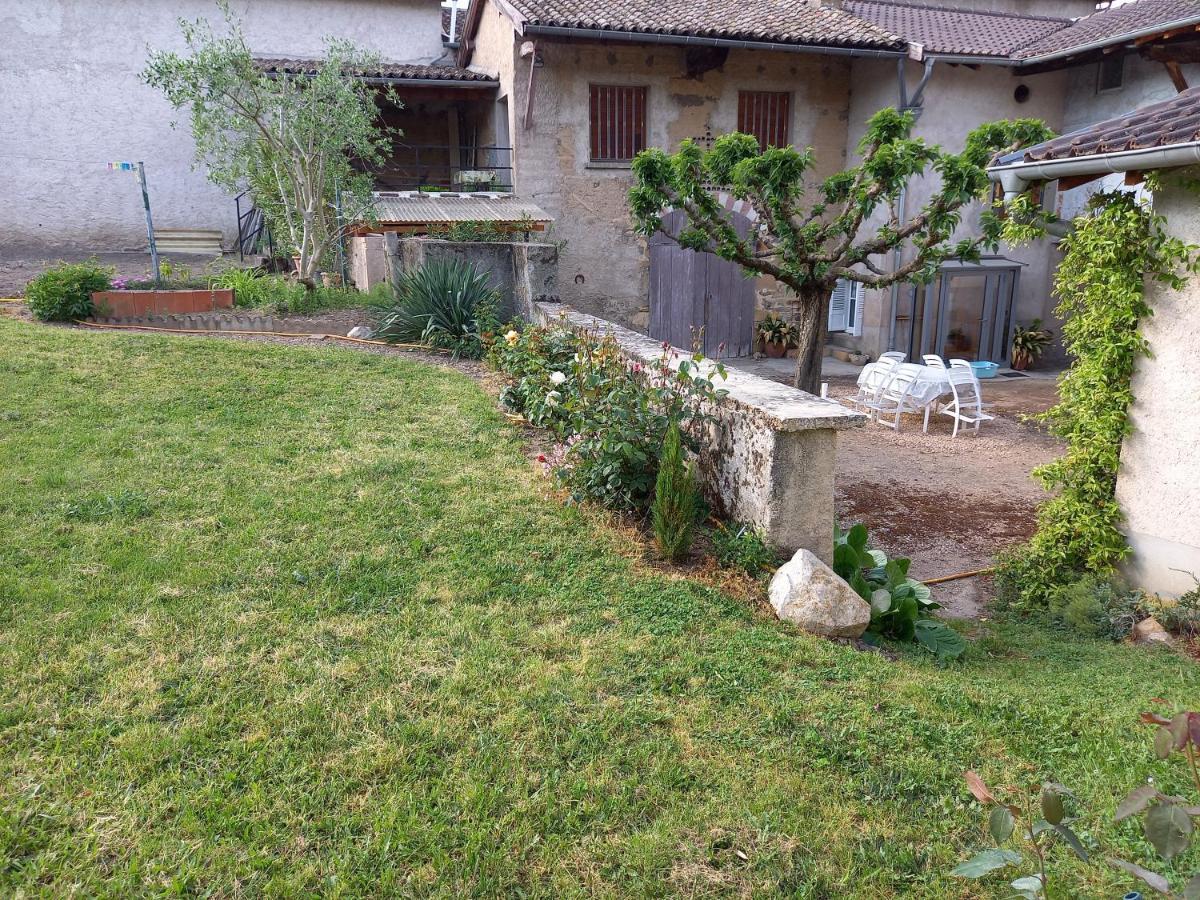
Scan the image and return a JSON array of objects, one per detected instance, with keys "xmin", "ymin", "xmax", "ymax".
[
  {"xmin": 628, "ymin": 109, "xmax": 1053, "ymax": 393},
  {"xmin": 143, "ymin": 2, "xmax": 394, "ymax": 285}
]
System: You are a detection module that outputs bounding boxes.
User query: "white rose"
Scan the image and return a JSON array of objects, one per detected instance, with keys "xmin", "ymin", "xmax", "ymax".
[
  {"xmin": 545, "ymin": 391, "xmax": 561, "ymax": 407},
  {"xmin": 549, "ymin": 371, "xmax": 567, "ymax": 386}
]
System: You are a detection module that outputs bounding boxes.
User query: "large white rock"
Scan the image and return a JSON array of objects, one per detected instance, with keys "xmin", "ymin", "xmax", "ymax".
[
  {"xmin": 347, "ymin": 325, "xmax": 373, "ymax": 339},
  {"xmin": 769, "ymin": 549, "xmax": 872, "ymax": 638}
]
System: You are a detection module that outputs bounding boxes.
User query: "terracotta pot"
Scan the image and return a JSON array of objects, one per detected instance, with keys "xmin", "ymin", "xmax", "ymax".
[
  {"xmin": 90, "ymin": 288, "xmax": 234, "ymax": 318},
  {"xmin": 1011, "ymin": 350, "xmax": 1031, "ymax": 371},
  {"xmin": 765, "ymin": 341, "xmax": 788, "ymax": 359}
]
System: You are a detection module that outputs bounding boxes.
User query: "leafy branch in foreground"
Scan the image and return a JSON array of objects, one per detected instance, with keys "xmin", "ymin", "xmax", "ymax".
[
  {"xmin": 954, "ymin": 772, "xmax": 1089, "ymax": 898},
  {"xmin": 1109, "ymin": 710, "xmax": 1200, "ymax": 899},
  {"xmin": 629, "ymin": 110, "xmax": 1053, "ymax": 393}
]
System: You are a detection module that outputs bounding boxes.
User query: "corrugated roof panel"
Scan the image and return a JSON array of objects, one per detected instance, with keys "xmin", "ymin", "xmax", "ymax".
[{"xmin": 369, "ymin": 192, "xmax": 553, "ymax": 224}]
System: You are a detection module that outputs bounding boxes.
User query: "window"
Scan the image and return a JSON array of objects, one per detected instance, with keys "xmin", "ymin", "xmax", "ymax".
[
  {"xmin": 737, "ymin": 91, "xmax": 791, "ymax": 149},
  {"xmin": 828, "ymin": 278, "xmax": 864, "ymax": 336},
  {"xmin": 1097, "ymin": 54, "xmax": 1124, "ymax": 94},
  {"xmin": 589, "ymin": 85, "xmax": 647, "ymax": 162}
]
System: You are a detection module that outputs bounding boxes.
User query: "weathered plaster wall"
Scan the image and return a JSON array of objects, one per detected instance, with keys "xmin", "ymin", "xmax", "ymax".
[
  {"xmin": 1, "ymin": 0, "xmax": 442, "ymax": 253},
  {"xmin": 842, "ymin": 58, "xmax": 1069, "ymax": 362},
  {"xmin": 398, "ymin": 236, "xmax": 559, "ymax": 320},
  {"xmin": 1114, "ymin": 183, "xmax": 1200, "ymax": 597},
  {"xmin": 533, "ymin": 303, "xmax": 866, "ymax": 560},
  {"xmin": 503, "ymin": 40, "xmax": 852, "ymax": 330}
]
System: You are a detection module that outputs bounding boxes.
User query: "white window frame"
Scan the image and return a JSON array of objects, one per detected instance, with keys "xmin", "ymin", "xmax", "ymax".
[{"xmin": 828, "ymin": 278, "xmax": 864, "ymax": 336}]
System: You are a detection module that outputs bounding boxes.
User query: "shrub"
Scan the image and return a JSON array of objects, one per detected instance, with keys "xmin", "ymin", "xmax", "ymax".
[
  {"xmin": 1149, "ymin": 578, "xmax": 1200, "ymax": 636},
  {"xmin": 833, "ymin": 523, "xmax": 965, "ymax": 662},
  {"xmin": 651, "ymin": 420, "xmax": 699, "ymax": 561},
  {"xmin": 372, "ymin": 258, "xmax": 500, "ymax": 358},
  {"xmin": 711, "ymin": 522, "xmax": 779, "ymax": 576},
  {"xmin": 25, "ymin": 260, "xmax": 112, "ymax": 321},
  {"xmin": 490, "ymin": 323, "xmax": 727, "ymax": 512},
  {"xmin": 1047, "ymin": 575, "xmax": 1145, "ymax": 641}
]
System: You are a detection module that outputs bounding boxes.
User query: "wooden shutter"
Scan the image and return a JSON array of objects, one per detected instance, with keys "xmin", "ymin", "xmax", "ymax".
[
  {"xmin": 847, "ymin": 281, "xmax": 864, "ymax": 337},
  {"xmin": 589, "ymin": 85, "xmax": 647, "ymax": 161},
  {"xmin": 828, "ymin": 279, "xmax": 851, "ymax": 332},
  {"xmin": 737, "ymin": 91, "xmax": 791, "ymax": 149}
]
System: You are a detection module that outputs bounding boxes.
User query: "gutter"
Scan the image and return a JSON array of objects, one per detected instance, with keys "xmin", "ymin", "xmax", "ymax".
[
  {"xmin": 988, "ymin": 140, "xmax": 1200, "ymax": 197},
  {"xmin": 262, "ymin": 71, "xmax": 497, "ymax": 89},
  {"xmin": 519, "ymin": 24, "xmax": 908, "ymax": 58},
  {"xmin": 1014, "ymin": 15, "xmax": 1200, "ymax": 67}
]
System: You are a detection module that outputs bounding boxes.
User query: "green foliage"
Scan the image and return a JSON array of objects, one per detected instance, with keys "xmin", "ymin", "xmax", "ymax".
[
  {"xmin": 711, "ymin": 522, "xmax": 779, "ymax": 576},
  {"xmin": 213, "ymin": 266, "xmax": 299, "ymax": 308},
  {"xmin": 996, "ymin": 193, "xmax": 1198, "ymax": 609},
  {"xmin": 490, "ymin": 323, "xmax": 727, "ymax": 511},
  {"xmin": 428, "ymin": 216, "xmax": 543, "ymax": 243},
  {"xmin": 756, "ymin": 313, "xmax": 798, "ymax": 348},
  {"xmin": 490, "ymin": 325, "xmax": 582, "ymax": 433},
  {"xmin": 1109, "ymin": 710, "xmax": 1200, "ymax": 897},
  {"xmin": 142, "ymin": 2, "xmax": 391, "ymax": 281},
  {"xmin": 627, "ymin": 110, "xmax": 1054, "ymax": 390},
  {"xmin": 1153, "ymin": 578, "xmax": 1200, "ymax": 637},
  {"xmin": 25, "ymin": 260, "xmax": 112, "ymax": 321},
  {"xmin": 955, "ymin": 773, "xmax": 1089, "ymax": 898},
  {"xmin": 832, "ymin": 524, "xmax": 964, "ymax": 661},
  {"xmin": 1047, "ymin": 575, "xmax": 1147, "ymax": 641},
  {"xmin": 651, "ymin": 420, "xmax": 700, "ymax": 561},
  {"xmin": 371, "ymin": 259, "xmax": 500, "ymax": 358},
  {"xmin": 1011, "ymin": 318, "xmax": 1054, "ymax": 369}
]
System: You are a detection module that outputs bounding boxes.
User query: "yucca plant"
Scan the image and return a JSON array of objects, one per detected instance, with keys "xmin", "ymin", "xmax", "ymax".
[{"xmin": 372, "ymin": 258, "xmax": 500, "ymax": 358}]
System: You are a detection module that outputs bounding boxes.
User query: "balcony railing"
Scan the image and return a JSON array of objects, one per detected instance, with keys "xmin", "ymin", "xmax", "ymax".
[{"xmin": 373, "ymin": 144, "xmax": 513, "ymax": 193}]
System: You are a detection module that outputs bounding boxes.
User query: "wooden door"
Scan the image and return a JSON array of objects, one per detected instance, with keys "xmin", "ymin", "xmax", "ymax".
[{"xmin": 649, "ymin": 209, "xmax": 755, "ymax": 358}]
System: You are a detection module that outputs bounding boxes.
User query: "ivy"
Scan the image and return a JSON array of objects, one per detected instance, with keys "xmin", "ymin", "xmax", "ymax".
[{"xmin": 996, "ymin": 190, "xmax": 1197, "ymax": 609}]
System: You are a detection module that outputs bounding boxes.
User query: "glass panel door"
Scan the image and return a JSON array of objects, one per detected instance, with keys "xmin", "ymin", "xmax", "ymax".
[{"xmin": 939, "ymin": 274, "xmax": 989, "ymax": 361}]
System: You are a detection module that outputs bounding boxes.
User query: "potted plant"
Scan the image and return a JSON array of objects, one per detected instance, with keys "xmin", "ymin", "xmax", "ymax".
[
  {"xmin": 757, "ymin": 314, "xmax": 798, "ymax": 358},
  {"xmin": 1011, "ymin": 318, "xmax": 1053, "ymax": 370}
]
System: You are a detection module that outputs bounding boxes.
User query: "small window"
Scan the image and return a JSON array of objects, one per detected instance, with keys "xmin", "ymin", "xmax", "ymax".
[
  {"xmin": 589, "ymin": 84, "xmax": 647, "ymax": 162},
  {"xmin": 738, "ymin": 91, "xmax": 792, "ymax": 149},
  {"xmin": 828, "ymin": 278, "xmax": 864, "ymax": 335},
  {"xmin": 1097, "ymin": 54, "xmax": 1124, "ymax": 94}
]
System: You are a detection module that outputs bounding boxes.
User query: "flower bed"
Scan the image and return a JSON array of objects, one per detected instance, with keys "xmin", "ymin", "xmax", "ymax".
[{"xmin": 90, "ymin": 287, "xmax": 234, "ymax": 318}]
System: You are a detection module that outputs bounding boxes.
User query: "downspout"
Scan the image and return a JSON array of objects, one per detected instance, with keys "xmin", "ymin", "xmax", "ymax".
[
  {"xmin": 522, "ymin": 41, "xmax": 539, "ymax": 130},
  {"xmin": 887, "ymin": 57, "xmax": 935, "ymax": 352}
]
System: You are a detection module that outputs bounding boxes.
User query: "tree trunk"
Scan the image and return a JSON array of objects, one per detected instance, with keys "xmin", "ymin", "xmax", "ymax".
[{"xmin": 790, "ymin": 285, "xmax": 829, "ymax": 396}]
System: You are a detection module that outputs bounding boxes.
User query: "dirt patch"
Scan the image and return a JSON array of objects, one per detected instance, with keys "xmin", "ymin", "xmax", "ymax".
[{"xmin": 825, "ymin": 377, "xmax": 1064, "ymax": 620}]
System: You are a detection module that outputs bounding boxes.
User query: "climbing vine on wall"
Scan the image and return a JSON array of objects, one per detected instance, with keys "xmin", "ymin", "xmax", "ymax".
[{"xmin": 996, "ymin": 188, "xmax": 1197, "ymax": 609}]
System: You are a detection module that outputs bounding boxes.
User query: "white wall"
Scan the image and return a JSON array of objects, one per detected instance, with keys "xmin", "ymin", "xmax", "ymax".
[
  {"xmin": 0, "ymin": 0, "xmax": 443, "ymax": 253},
  {"xmin": 1115, "ymin": 182, "xmax": 1200, "ymax": 598}
]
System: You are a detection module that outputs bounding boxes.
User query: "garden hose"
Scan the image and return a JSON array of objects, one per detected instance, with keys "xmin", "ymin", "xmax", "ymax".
[{"xmin": 72, "ymin": 318, "xmax": 444, "ymax": 353}]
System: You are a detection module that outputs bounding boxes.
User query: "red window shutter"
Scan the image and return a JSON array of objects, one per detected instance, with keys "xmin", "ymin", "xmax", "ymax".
[
  {"xmin": 589, "ymin": 85, "xmax": 648, "ymax": 161},
  {"xmin": 737, "ymin": 91, "xmax": 791, "ymax": 149}
]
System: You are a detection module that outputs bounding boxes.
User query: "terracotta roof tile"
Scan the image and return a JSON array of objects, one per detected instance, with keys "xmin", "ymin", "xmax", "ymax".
[
  {"xmin": 1014, "ymin": 0, "xmax": 1200, "ymax": 60},
  {"xmin": 843, "ymin": 0, "xmax": 1069, "ymax": 57},
  {"xmin": 504, "ymin": 0, "xmax": 905, "ymax": 50},
  {"xmin": 253, "ymin": 57, "xmax": 496, "ymax": 82},
  {"xmin": 1019, "ymin": 85, "xmax": 1200, "ymax": 161}
]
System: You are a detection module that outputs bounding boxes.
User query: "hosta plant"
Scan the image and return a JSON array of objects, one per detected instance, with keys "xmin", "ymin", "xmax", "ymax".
[
  {"xmin": 832, "ymin": 524, "xmax": 965, "ymax": 661},
  {"xmin": 1108, "ymin": 710, "xmax": 1200, "ymax": 899},
  {"xmin": 954, "ymin": 773, "xmax": 1089, "ymax": 898}
]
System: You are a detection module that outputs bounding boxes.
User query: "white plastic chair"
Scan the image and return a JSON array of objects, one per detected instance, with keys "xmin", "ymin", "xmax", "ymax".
[
  {"xmin": 873, "ymin": 366, "xmax": 931, "ymax": 432},
  {"xmin": 879, "ymin": 351, "xmax": 907, "ymax": 365},
  {"xmin": 949, "ymin": 358, "xmax": 972, "ymax": 370},
  {"xmin": 851, "ymin": 363, "xmax": 895, "ymax": 416},
  {"xmin": 939, "ymin": 367, "xmax": 994, "ymax": 437},
  {"xmin": 922, "ymin": 354, "xmax": 946, "ymax": 369}
]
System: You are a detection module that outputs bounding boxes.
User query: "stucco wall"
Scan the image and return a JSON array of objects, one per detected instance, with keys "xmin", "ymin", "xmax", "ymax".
[
  {"xmin": 843, "ymin": 57, "xmax": 1069, "ymax": 362},
  {"xmin": 1114, "ymin": 182, "xmax": 1200, "ymax": 597},
  {"xmin": 1, "ymin": 0, "xmax": 442, "ymax": 253},
  {"xmin": 494, "ymin": 38, "xmax": 852, "ymax": 329}
]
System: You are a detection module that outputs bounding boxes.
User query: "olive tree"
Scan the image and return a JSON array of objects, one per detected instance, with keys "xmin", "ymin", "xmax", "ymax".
[
  {"xmin": 143, "ymin": 3, "xmax": 393, "ymax": 285},
  {"xmin": 628, "ymin": 109, "xmax": 1053, "ymax": 393}
]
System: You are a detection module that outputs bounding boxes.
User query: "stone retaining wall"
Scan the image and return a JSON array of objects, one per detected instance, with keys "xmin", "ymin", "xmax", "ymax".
[{"xmin": 533, "ymin": 303, "xmax": 866, "ymax": 562}]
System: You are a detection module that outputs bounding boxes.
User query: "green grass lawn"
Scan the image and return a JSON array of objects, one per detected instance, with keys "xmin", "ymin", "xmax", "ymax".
[{"xmin": 1, "ymin": 318, "xmax": 1196, "ymax": 897}]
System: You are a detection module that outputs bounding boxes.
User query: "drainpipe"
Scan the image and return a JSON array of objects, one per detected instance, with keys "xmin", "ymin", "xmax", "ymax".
[
  {"xmin": 521, "ymin": 41, "xmax": 539, "ymax": 130},
  {"xmin": 886, "ymin": 57, "xmax": 935, "ymax": 352}
]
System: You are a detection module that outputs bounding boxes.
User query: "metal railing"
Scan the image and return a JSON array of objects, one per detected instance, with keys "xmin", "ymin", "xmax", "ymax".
[{"xmin": 373, "ymin": 144, "xmax": 514, "ymax": 192}]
